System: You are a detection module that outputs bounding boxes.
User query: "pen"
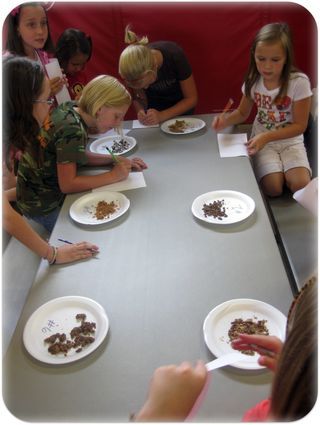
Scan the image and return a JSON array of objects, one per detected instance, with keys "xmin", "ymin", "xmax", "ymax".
[{"xmin": 58, "ymin": 238, "xmax": 72, "ymax": 244}]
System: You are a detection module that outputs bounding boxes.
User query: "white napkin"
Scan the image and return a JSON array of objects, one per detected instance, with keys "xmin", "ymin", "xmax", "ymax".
[
  {"xmin": 88, "ymin": 129, "xmax": 130, "ymax": 139},
  {"xmin": 132, "ymin": 120, "xmax": 159, "ymax": 129},
  {"xmin": 217, "ymin": 133, "xmax": 248, "ymax": 157},
  {"xmin": 45, "ymin": 58, "xmax": 71, "ymax": 105},
  {"xmin": 293, "ymin": 178, "xmax": 318, "ymax": 216},
  {"xmin": 92, "ymin": 172, "xmax": 146, "ymax": 193}
]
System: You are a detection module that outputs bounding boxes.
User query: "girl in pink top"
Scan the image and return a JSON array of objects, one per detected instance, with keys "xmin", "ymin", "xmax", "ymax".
[
  {"xmin": 4, "ymin": 2, "xmax": 65, "ymax": 96},
  {"xmin": 134, "ymin": 278, "xmax": 317, "ymax": 422}
]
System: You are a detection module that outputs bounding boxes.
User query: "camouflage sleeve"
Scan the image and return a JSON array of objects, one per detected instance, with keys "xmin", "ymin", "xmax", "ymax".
[{"xmin": 53, "ymin": 106, "xmax": 89, "ymax": 165}]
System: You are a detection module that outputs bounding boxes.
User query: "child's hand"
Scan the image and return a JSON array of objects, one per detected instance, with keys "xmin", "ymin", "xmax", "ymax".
[
  {"xmin": 60, "ymin": 69, "xmax": 69, "ymax": 87},
  {"xmin": 211, "ymin": 115, "xmax": 227, "ymax": 131},
  {"xmin": 56, "ymin": 242, "xmax": 99, "ymax": 264},
  {"xmin": 136, "ymin": 361, "xmax": 208, "ymax": 421},
  {"xmin": 231, "ymin": 334, "xmax": 283, "ymax": 371},
  {"xmin": 145, "ymin": 108, "xmax": 161, "ymax": 125},
  {"xmin": 129, "ymin": 157, "xmax": 148, "ymax": 171},
  {"xmin": 246, "ymin": 134, "xmax": 268, "ymax": 155},
  {"xmin": 50, "ymin": 76, "xmax": 65, "ymax": 96},
  {"xmin": 137, "ymin": 109, "xmax": 148, "ymax": 125},
  {"xmin": 110, "ymin": 157, "xmax": 131, "ymax": 181}
]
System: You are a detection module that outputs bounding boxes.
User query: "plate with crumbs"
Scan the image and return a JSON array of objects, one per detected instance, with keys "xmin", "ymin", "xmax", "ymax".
[
  {"xmin": 191, "ymin": 190, "xmax": 255, "ymax": 224},
  {"xmin": 203, "ymin": 299, "xmax": 286, "ymax": 370},
  {"xmin": 69, "ymin": 191, "xmax": 130, "ymax": 225},
  {"xmin": 161, "ymin": 117, "xmax": 206, "ymax": 135},
  {"xmin": 23, "ymin": 296, "xmax": 109, "ymax": 364},
  {"xmin": 89, "ymin": 135, "xmax": 137, "ymax": 155}
]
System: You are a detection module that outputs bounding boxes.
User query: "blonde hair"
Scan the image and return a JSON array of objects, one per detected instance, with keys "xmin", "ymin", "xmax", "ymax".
[
  {"xmin": 79, "ymin": 75, "xmax": 131, "ymax": 117},
  {"xmin": 119, "ymin": 25, "xmax": 154, "ymax": 81}
]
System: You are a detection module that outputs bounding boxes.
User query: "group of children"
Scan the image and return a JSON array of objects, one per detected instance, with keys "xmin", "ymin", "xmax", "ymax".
[{"xmin": 2, "ymin": 3, "xmax": 317, "ymax": 420}]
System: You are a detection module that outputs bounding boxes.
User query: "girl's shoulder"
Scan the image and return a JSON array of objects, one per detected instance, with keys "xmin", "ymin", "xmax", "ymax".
[
  {"xmin": 149, "ymin": 41, "xmax": 184, "ymax": 54},
  {"xmin": 289, "ymin": 72, "xmax": 312, "ymax": 91},
  {"xmin": 289, "ymin": 71, "xmax": 310, "ymax": 82},
  {"xmin": 50, "ymin": 101, "xmax": 80, "ymax": 127},
  {"xmin": 288, "ymin": 72, "xmax": 313, "ymax": 100}
]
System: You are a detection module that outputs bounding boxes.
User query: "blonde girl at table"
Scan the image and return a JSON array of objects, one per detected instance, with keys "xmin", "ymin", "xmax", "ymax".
[
  {"xmin": 3, "ymin": 55, "xmax": 99, "ymax": 264},
  {"xmin": 119, "ymin": 25, "xmax": 198, "ymax": 125},
  {"xmin": 15, "ymin": 74, "xmax": 147, "ymax": 233},
  {"xmin": 135, "ymin": 277, "xmax": 317, "ymax": 421},
  {"xmin": 212, "ymin": 23, "xmax": 312, "ymax": 197}
]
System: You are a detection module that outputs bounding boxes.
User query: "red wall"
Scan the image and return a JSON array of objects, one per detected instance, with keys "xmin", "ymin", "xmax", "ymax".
[{"xmin": 13, "ymin": 2, "xmax": 320, "ymax": 120}]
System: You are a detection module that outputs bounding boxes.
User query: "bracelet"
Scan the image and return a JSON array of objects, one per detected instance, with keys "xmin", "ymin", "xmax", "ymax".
[
  {"xmin": 43, "ymin": 244, "xmax": 51, "ymax": 260},
  {"xmin": 48, "ymin": 245, "xmax": 58, "ymax": 265}
]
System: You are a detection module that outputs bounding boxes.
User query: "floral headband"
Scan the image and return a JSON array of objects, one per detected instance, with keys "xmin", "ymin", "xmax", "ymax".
[
  {"xmin": 11, "ymin": 6, "xmax": 20, "ymax": 16},
  {"xmin": 10, "ymin": 2, "xmax": 55, "ymax": 17}
]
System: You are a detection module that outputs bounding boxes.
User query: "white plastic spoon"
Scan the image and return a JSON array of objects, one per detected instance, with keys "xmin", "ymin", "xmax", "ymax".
[{"xmin": 206, "ymin": 352, "xmax": 252, "ymax": 371}]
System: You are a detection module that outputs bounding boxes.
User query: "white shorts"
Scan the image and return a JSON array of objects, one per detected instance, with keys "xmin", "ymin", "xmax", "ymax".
[{"xmin": 252, "ymin": 139, "xmax": 311, "ymax": 181}]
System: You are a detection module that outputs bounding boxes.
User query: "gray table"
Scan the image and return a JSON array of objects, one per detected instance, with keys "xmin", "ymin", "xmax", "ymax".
[{"xmin": 3, "ymin": 114, "xmax": 293, "ymax": 422}]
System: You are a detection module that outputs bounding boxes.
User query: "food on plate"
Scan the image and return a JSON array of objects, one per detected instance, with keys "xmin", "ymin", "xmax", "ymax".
[
  {"xmin": 202, "ymin": 200, "xmax": 228, "ymax": 219},
  {"xmin": 110, "ymin": 138, "xmax": 131, "ymax": 153},
  {"xmin": 93, "ymin": 200, "xmax": 118, "ymax": 220},
  {"xmin": 44, "ymin": 313, "xmax": 96, "ymax": 356},
  {"xmin": 228, "ymin": 318, "xmax": 269, "ymax": 355},
  {"xmin": 168, "ymin": 119, "xmax": 189, "ymax": 133}
]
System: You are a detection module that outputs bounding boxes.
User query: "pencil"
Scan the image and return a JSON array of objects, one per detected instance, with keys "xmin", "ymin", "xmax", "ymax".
[
  {"xmin": 106, "ymin": 146, "xmax": 120, "ymax": 163},
  {"xmin": 220, "ymin": 98, "xmax": 234, "ymax": 118}
]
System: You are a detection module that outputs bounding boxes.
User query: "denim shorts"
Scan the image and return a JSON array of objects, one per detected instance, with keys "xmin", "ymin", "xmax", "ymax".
[{"xmin": 26, "ymin": 208, "xmax": 61, "ymax": 234}]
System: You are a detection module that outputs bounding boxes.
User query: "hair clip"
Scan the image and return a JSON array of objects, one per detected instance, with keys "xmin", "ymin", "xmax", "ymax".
[{"xmin": 11, "ymin": 6, "xmax": 20, "ymax": 16}]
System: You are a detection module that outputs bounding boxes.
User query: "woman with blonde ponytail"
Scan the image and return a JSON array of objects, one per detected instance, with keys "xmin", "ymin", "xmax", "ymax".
[{"xmin": 119, "ymin": 26, "xmax": 198, "ymax": 125}]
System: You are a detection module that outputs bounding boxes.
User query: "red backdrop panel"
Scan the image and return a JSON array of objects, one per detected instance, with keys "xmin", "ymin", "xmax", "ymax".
[{"xmin": 36, "ymin": 2, "xmax": 317, "ymax": 119}]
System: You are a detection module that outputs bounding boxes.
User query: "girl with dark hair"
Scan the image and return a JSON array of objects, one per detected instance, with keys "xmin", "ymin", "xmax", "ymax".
[
  {"xmin": 4, "ymin": 2, "xmax": 65, "ymax": 96},
  {"xmin": 55, "ymin": 28, "xmax": 93, "ymax": 99},
  {"xmin": 3, "ymin": 55, "xmax": 99, "ymax": 264}
]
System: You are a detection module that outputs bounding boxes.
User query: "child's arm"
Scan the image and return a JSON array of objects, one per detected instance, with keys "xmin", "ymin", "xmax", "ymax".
[
  {"xmin": 2, "ymin": 193, "xmax": 99, "ymax": 262},
  {"xmin": 135, "ymin": 361, "xmax": 207, "ymax": 422},
  {"xmin": 143, "ymin": 75, "xmax": 198, "ymax": 125},
  {"xmin": 212, "ymin": 95, "xmax": 254, "ymax": 130},
  {"xmin": 57, "ymin": 160, "xmax": 131, "ymax": 193},
  {"xmin": 86, "ymin": 152, "xmax": 148, "ymax": 170},
  {"xmin": 246, "ymin": 97, "xmax": 311, "ymax": 155}
]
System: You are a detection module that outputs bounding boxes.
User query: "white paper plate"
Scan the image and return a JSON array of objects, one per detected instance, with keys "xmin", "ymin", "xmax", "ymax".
[
  {"xmin": 160, "ymin": 117, "xmax": 206, "ymax": 135},
  {"xmin": 89, "ymin": 135, "xmax": 136, "ymax": 155},
  {"xmin": 203, "ymin": 299, "xmax": 287, "ymax": 370},
  {"xmin": 23, "ymin": 296, "xmax": 109, "ymax": 364},
  {"xmin": 191, "ymin": 190, "xmax": 255, "ymax": 224},
  {"xmin": 70, "ymin": 191, "xmax": 130, "ymax": 225}
]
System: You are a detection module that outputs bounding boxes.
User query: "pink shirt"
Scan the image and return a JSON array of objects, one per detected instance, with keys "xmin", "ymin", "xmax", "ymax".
[{"xmin": 242, "ymin": 398, "xmax": 271, "ymax": 421}]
